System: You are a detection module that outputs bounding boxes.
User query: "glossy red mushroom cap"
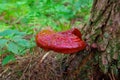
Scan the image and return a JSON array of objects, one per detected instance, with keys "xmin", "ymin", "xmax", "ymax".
[{"xmin": 36, "ymin": 28, "xmax": 86, "ymax": 54}]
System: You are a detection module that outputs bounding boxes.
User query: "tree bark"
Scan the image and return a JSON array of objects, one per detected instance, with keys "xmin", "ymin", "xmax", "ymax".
[{"xmin": 63, "ymin": 0, "xmax": 120, "ymax": 80}]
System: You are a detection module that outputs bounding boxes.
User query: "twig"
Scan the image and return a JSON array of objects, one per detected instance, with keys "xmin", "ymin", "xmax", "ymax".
[
  {"xmin": 0, "ymin": 67, "xmax": 9, "ymax": 77},
  {"xmin": 40, "ymin": 52, "xmax": 50, "ymax": 63}
]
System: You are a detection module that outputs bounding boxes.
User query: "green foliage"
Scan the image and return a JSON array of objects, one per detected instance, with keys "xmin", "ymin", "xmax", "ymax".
[
  {"xmin": 0, "ymin": 0, "xmax": 93, "ymax": 65},
  {"xmin": 0, "ymin": 0, "xmax": 93, "ymax": 31},
  {"xmin": 0, "ymin": 29, "xmax": 35, "ymax": 65},
  {"xmin": 2, "ymin": 54, "xmax": 16, "ymax": 66},
  {"xmin": 26, "ymin": 0, "xmax": 93, "ymax": 31}
]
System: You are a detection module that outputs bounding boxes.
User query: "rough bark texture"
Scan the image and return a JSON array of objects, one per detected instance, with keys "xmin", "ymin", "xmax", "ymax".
[{"xmin": 63, "ymin": 0, "xmax": 120, "ymax": 80}]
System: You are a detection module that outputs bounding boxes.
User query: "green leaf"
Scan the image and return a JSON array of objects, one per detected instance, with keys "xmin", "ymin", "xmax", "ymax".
[
  {"xmin": 7, "ymin": 42, "xmax": 19, "ymax": 54},
  {"xmin": 2, "ymin": 54, "xmax": 16, "ymax": 66},
  {"xmin": 0, "ymin": 29, "xmax": 17, "ymax": 36},
  {"xmin": 14, "ymin": 38, "xmax": 31, "ymax": 48},
  {"xmin": 0, "ymin": 29, "xmax": 26, "ymax": 37},
  {"xmin": 7, "ymin": 39, "xmax": 31, "ymax": 55},
  {"xmin": 0, "ymin": 51, "xmax": 2, "ymax": 56},
  {"xmin": 0, "ymin": 39, "xmax": 8, "ymax": 48}
]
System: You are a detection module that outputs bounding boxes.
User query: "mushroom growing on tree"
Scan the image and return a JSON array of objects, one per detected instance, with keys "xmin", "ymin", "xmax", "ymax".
[
  {"xmin": 35, "ymin": 28, "xmax": 86, "ymax": 76},
  {"xmin": 36, "ymin": 28, "xmax": 86, "ymax": 54}
]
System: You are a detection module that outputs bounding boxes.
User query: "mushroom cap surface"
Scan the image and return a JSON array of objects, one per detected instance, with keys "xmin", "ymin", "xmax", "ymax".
[{"xmin": 36, "ymin": 28, "xmax": 86, "ymax": 54}]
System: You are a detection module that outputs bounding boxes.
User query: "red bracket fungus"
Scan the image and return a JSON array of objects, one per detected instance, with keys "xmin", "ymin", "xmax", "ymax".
[{"xmin": 36, "ymin": 28, "xmax": 86, "ymax": 54}]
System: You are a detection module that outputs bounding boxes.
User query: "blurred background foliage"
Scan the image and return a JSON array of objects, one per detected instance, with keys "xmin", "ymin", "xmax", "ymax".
[
  {"xmin": 0, "ymin": 0, "xmax": 92, "ymax": 31},
  {"xmin": 0, "ymin": 0, "xmax": 93, "ymax": 65}
]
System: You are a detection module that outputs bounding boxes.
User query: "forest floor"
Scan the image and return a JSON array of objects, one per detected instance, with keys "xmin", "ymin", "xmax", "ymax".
[{"xmin": 0, "ymin": 47, "xmax": 66, "ymax": 80}]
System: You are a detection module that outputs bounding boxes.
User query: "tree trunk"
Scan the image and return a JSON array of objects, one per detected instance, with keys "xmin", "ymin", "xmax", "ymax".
[{"xmin": 63, "ymin": 0, "xmax": 120, "ymax": 80}]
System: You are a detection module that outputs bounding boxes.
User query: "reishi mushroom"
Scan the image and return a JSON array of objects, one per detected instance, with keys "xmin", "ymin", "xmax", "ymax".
[{"xmin": 36, "ymin": 28, "xmax": 86, "ymax": 54}]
